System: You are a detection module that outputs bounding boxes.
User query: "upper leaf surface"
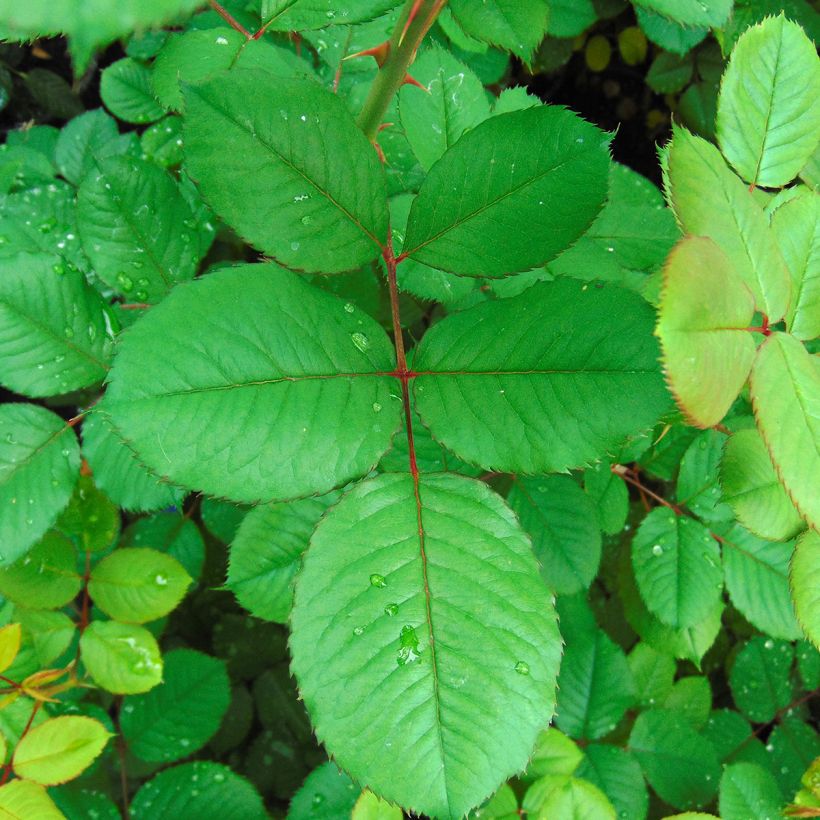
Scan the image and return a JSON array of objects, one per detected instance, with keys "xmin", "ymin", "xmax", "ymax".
[
  {"xmin": 656, "ymin": 236, "xmax": 757, "ymax": 428},
  {"xmin": 182, "ymin": 70, "xmax": 388, "ymax": 273},
  {"xmin": 413, "ymin": 279, "xmax": 671, "ymax": 474},
  {"xmin": 717, "ymin": 15, "xmax": 820, "ymax": 187},
  {"xmin": 750, "ymin": 332, "xmax": 820, "ymax": 529},
  {"xmin": 791, "ymin": 529, "xmax": 820, "ymax": 650},
  {"xmin": 403, "ymin": 105, "xmax": 610, "ymax": 277},
  {"xmin": 448, "ymin": 0, "xmax": 550, "ymax": 59},
  {"xmin": 632, "ymin": 0, "xmax": 732, "ymax": 27},
  {"xmin": 105, "ymin": 264, "xmax": 401, "ymax": 503},
  {"xmin": 261, "ymin": 0, "xmax": 402, "ymax": 31},
  {"xmin": 290, "ymin": 473, "xmax": 562, "ymax": 819}
]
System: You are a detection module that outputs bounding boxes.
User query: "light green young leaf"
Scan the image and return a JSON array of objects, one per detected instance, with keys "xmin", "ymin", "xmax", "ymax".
[
  {"xmin": 130, "ymin": 761, "xmax": 267, "ymax": 820},
  {"xmin": 523, "ymin": 729, "xmax": 583, "ymax": 782},
  {"xmin": 121, "ymin": 649, "xmax": 230, "ymax": 763},
  {"xmin": 719, "ymin": 762, "xmax": 786, "ymax": 820},
  {"xmin": 12, "ymin": 716, "xmax": 110, "ymax": 785},
  {"xmin": 291, "ymin": 473, "xmax": 561, "ymax": 819},
  {"xmin": 632, "ymin": 0, "xmax": 732, "ymax": 27},
  {"xmin": 656, "ymin": 236, "xmax": 756, "ymax": 427},
  {"xmin": 721, "ymin": 428, "xmax": 804, "ymax": 541},
  {"xmin": 0, "ymin": 252, "xmax": 113, "ymax": 398},
  {"xmin": 750, "ymin": 332, "xmax": 820, "ymax": 529},
  {"xmin": 80, "ymin": 621, "xmax": 163, "ymax": 694},
  {"xmin": 105, "ymin": 264, "xmax": 401, "ymax": 504},
  {"xmin": 664, "ymin": 127, "xmax": 791, "ymax": 321},
  {"xmin": 16, "ymin": 609, "xmax": 75, "ymax": 668},
  {"xmin": 717, "ymin": 15, "xmax": 820, "ymax": 188},
  {"xmin": 507, "ymin": 476, "xmax": 602, "ymax": 595},
  {"xmin": 729, "ymin": 637, "xmax": 793, "ymax": 723},
  {"xmin": 100, "ymin": 57, "xmax": 164, "ymax": 124},
  {"xmin": 791, "ymin": 529, "xmax": 820, "ymax": 650},
  {"xmin": 403, "ymin": 105, "xmax": 610, "ymax": 276},
  {"xmin": 0, "ymin": 780, "xmax": 63, "ymax": 819},
  {"xmin": 88, "ymin": 548, "xmax": 191, "ymax": 624},
  {"xmin": 413, "ymin": 279, "xmax": 670, "ymax": 474},
  {"xmin": 227, "ymin": 492, "xmax": 338, "ymax": 623},
  {"xmin": 399, "ymin": 45, "xmax": 490, "ymax": 172},
  {"xmin": 352, "ymin": 790, "xmax": 403, "ymax": 820},
  {"xmin": 468, "ymin": 784, "xmax": 519, "ymax": 820},
  {"xmin": 629, "ymin": 709, "xmax": 720, "ymax": 810},
  {"xmin": 524, "ymin": 775, "xmax": 616, "ymax": 819},
  {"xmin": 183, "ymin": 71, "xmax": 388, "ymax": 273},
  {"xmin": 448, "ymin": 0, "xmax": 550, "ymax": 59},
  {"xmin": 123, "ymin": 512, "xmax": 204, "ymax": 581},
  {"xmin": 0, "ymin": 403, "xmax": 79, "ymax": 567},
  {"xmin": 576, "ymin": 744, "xmax": 649, "ymax": 820},
  {"xmin": 772, "ymin": 188, "xmax": 820, "ymax": 340},
  {"xmin": 721, "ymin": 523, "xmax": 801, "ymax": 640},
  {"xmin": 77, "ymin": 155, "xmax": 201, "ymax": 302}
]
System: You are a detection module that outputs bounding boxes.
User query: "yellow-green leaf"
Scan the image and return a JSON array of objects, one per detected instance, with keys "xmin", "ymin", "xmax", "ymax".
[
  {"xmin": 0, "ymin": 779, "xmax": 64, "ymax": 819},
  {"xmin": 0, "ymin": 624, "xmax": 21, "ymax": 675},
  {"xmin": 791, "ymin": 529, "xmax": 820, "ymax": 651}
]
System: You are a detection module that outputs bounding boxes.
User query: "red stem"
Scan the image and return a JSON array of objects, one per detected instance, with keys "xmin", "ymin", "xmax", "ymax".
[
  {"xmin": 0, "ymin": 700, "xmax": 42, "ymax": 784},
  {"xmin": 208, "ymin": 0, "xmax": 252, "ymax": 38}
]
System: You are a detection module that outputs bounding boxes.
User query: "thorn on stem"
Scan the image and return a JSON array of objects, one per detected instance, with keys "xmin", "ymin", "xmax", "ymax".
[
  {"xmin": 345, "ymin": 40, "xmax": 390, "ymax": 67},
  {"xmin": 400, "ymin": 0, "xmax": 425, "ymax": 45},
  {"xmin": 402, "ymin": 73, "xmax": 427, "ymax": 91}
]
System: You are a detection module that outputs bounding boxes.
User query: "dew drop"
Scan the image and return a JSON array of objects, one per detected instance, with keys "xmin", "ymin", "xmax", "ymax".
[
  {"xmin": 351, "ymin": 332, "xmax": 369, "ymax": 352},
  {"xmin": 353, "ymin": 626, "xmax": 365, "ymax": 636},
  {"xmin": 384, "ymin": 603, "xmax": 399, "ymax": 617},
  {"xmin": 370, "ymin": 573, "xmax": 386, "ymax": 588},
  {"xmin": 651, "ymin": 544, "xmax": 663, "ymax": 556},
  {"xmin": 343, "ymin": 303, "xmax": 355, "ymax": 313},
  {"xmin": 514, "ymin": 661, "xmax": 530, "ymax": 675}
]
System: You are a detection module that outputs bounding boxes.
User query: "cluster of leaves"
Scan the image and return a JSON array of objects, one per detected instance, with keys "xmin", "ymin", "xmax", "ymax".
[{"xmin": 0, "ymin": 0, "xmax": 817, "ymax": 818}]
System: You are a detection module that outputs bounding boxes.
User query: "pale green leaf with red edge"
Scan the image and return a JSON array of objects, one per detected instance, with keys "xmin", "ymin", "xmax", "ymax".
[
  {"xmin": 656, "ymin": 236, "xmax": 756, "ymax": 428},
  {"xmin": 791, "ymin": 529, "xmax": 820, "ymax": 651},
  {"xmin": 717, "ymin": 15, "xmax": 820, "ymax": 188},
  {"xmin": 0, "ymin": 780, "xmax": 63, "ymax": 819},
  {"xmin": 750, "ymin": 332, "xmax": 820, "ymax": 530},
  {"xmin": 290, "ymin": 473, "xmax": 561, "ymax": 820},
  {"xmin": 663, "ymin": 126, "xmax": 791, "ymax": 320}
]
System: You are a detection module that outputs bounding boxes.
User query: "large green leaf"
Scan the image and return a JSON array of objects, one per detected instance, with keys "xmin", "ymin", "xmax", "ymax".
[
  {"xmin": 772, "ymin": 188, "xmax": 820, "ymax": 340},
  {"xmin": 629, "ymin": 709, "xmax": 720, "ymax": 810},
  {"xmin": 77, "ymin": 155, "xmax": 201, "ymax": 303},
  {"xmin": 290, "ymin": 473, "xmax": 561, "ymax": 819},
  {"xmin": 105, "ymin": 264, "xmax": 401, "ymax": 503},
  {"xmin": 632, "ymin": 0, "xmax": 732, "ymax": 27},
  {"xmin": 728, "ymin": 637, "xmax": 793, "ymax": 723},
  {"xmin": 403, "ymin": 105, "xmax": 610, "ymax": 276},
  {"xmin": 183, "ymin": 71, "xmax": 387, "ymax": 273},
  {"xmin": 262, "ymin": 0, "xmax": 402, "ymax": 31},
  {"xmin": 398, "ymin": 45, "xmax": 490, "ymax": 172},
  {"xmin": 412, "ymin": 279, "xmax": 670, "ymax": 474},
  {"xmin": 664, "ymin": 127, "xmax": 791, "ymax": 320},
  {"xmin": 0, "ymin": 403, "xmax": 79, "ymax": 567},
  {"xmin": 657, "ymin": 237, "xmax": 756, "ymax": 427},
  {"xmin": 0, "ymin": 252, "xmax": 114, "ymax": 398},
  {"xmin": 718, "ymin": 762, "xmax": 786, "ymax": 820},
  {"xmin": 507, "ymin": 476, "xmax": 602, "ymax": 595},
  {"xmin": 720, "ymin": 428, "xmax": 804, "ymax": 541},
  {"xmin": 227, "ymin": 492, "xmax": 338, "ymax": 623},
  {"xmin": 721, "ymin": 523, "xmax": 801, "ymax": 640},
  {"xmin": 121, "ymin": 649, "xmax": 230, "ymax": 762},
  {"xmin": 750, "ymin": 332, "xmax": 820, "ymax": 529},
  {"xmin": 448, "ymin": 0, "xmax": 550, "ymax": 59},
  {"xmin": 631, "ymin": 508, "xmax": 723, "ymax": 629},
  {"xmin": 717, "ymin": 15, "xmax": 820, "ymax": 188},
  {"xmin": 791, "ymin": 529, "xmax": 820, "ymax": 650}
]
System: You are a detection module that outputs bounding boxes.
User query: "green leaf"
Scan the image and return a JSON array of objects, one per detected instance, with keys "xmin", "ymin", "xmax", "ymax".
[
  {"xmin": 227, "ymin": 492, "xmax": 338, "ymax": 623},
  {"xmin": 200, "ymin": 499, "xmax": 246, "ymax": 544},
  {"xmin": 448, "ymin": 0, "xmax": 550, "ymax": 59},
  {"xmin": 81, "ymin": 410, "xmax": 184, "ymax": 514},
  {"xmin": 647, "ymin": 51, "xmax": 694, "ymax": 94},
  {"xmin": 717, "ymin": 15, "xmax": 820, "ymax": 187},
  {"xmin": 722, "ymin": 523, "xmax": 801, "ymax": 640},
  {"xmin": 0, "ymin": 780, "xmax": 63, "ymax": 819},
  {"xmin": 0, "ymin": 531, "xmax": 80, "ymax": 609},
  {"xmin": 77, "ymin": 155, "xmax": 202, "ymax": 302},
  {"xmin": 721, "ymin": 428, "xmax": 804, "ymax": 541},
  {"xmin": 262, "ymin": 0, "xmax": 402, "ymax": 31},
  {"xmin": 413, "ymin": 279, "xmax": 670, "ymax": 474},
  {"xmin": 664, "ymin": 677, "xmax": 712, "ymax": 729},
  {"xmin": 656, "ymin": 236, "xmax": 757, "ymax": 427},
  {"xmin": 16, "ymin": 609, "xmax": 75, "ymax": 667},
  {"xmin": 79, "ymin": 620, "xmax": 163, "ymax": 694},
  {"xmin": 105, "ymin": 264, "xmax": 401, "ymax": 504},
  {"xmin": 632, "ymin": 0, "xmax": 731, "ymax": 27},
  {"xmin": 576, "ymin": 744, "xmax": 649, "ymax": 820},
  {"xmin": 507, "ymin": 476, "xmax": 602, "ymax": 595},
  {"xmin": 664, "ymin": 127, "xmax": 791, "ymax": 321},
  {"xmin": 290, "ymin": 473, "xmax": 561, "ymax": 819},
  {"xmin": 584, "ymin": 461, "xmax": 629, "ymax": 536},
  {"xmin": 288, "ymin": 761, "xmax": 358, "ymax": 819},
  {"xmin": 12, "ymin": 715, "xmax": 110, "ymax": 785},
  {"xmin": 628, "ymin": 642, "xmax": 676, "ymax": 708},
  {"xmin": 546, "ymin": 0, "xmax": 597, "ymax": 38},
  {"xmin": 631, "ymin": 508, "xmax": 722, "ymax": 629},
  {"xmin": 50, "ymin": 787, "xmax": 120, "ymax": 820},
  {"xmin": 403, "ymin": 105, "xmax": 610, "ymax": 276},
  {"xmin": 750, "ymin": 332, "xmax": 820, "ymax": 529},
  {"xmin": 767, "ymin": 717, "xmax": 820, "ymax": 796},
  {"xmin": 352, "ymin": 790, "xmax": 402, "ymax": 820},
  {"xmin": 100, "ymin": 57, "xmax": 164, "ymax": 124},
  {"xmin": 88, "ymin": 547, "xmax": 191, "ymax": 624},
  {"xmin": 130, "ymin": 761, "xmax": 267, "ymax": 820},
  {"xmin": 629, "ymin": 709, "xmax": 720, "ymax": 809},
  {"xmin": 719, "ymin": 762, "xmax": 787, "ymax": 820},
  {"xmin": 140, "ymin": 115, "xmax": 184, "ymax": 168},
  {"xmin": 0, "ymin": 403, "xmax": 79, "ymax": 567},
  {"xmin": 398, "ymin": 45, "xmax": 490, "ymax": 172},
  {"xmin": 555, "ymin": 626, "xmax": 634, "ymax": 741},
  {"xmin": 676, "ymin": 430, "xmax": 733, "ymax": 524},
  {"xmin": 183, "ymin": 70, "xmax": 387, "ymax": 274},
  {"xmin": 791, "ymin": 529, "xmax": 820, "ymax": 650},
  {"xmin": 56, "ymin": 474, "xmax": 120, "ymax": 553},
  {"xmin": 524, "ymin": 729, "xmax": 583, "ymax": 781},
  {"xmin": 469, "ymin": 784, "xmax": 519, "ymax": 820},
  {"xmin": 123, "ymin": 512, "xmax": 204, "ymax": 581},
  {"xmin": 54, "ymin": 109, "xmax": 118, "ymax": 185},
  {"xmin": 121, "ymin": 649, "xmax": 230, "ymax": 762},
  {"xmin": 772, "ymin": 187, "xmax": 820, "ymax": 341},
  {"xmin": 729, "ymin": 637, "xmax": 793, "ymax": 723}
]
